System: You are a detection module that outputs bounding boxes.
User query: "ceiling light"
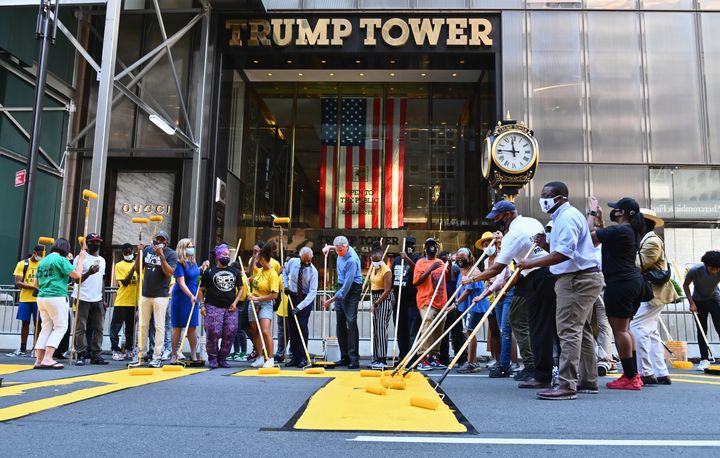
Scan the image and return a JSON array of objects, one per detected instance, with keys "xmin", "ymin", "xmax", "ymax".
[
  {"xmin": 149, "ymin": 114, "xmax": 176, "ymax": 136},
  {"xmin": 298, "ymin": 73, "xmax": 303, "ymax": 76},
  {"xmin": 267, "ymin": 72, "xmax": 273, "ymax": 76},
  {"xmin": 321, "ymin": 59, "xmax": 327, "ymax": 64},
  {"xmin": 329, "ymin": 72, "xmax": 335, "ymax": 76},
  {"xmin": 287, "ymin": 59, "xmax": 292, "ymax": 64},
  {"xmin": 390, "ymin": 72, "xmax": 395, "ymax": 77},
  {"xmin": 452, "ymin": 73, "xmax": 458, "ymax": 77},
  {"xmin": 390, "ymin": 59, "xmax": 396, "ymax": 64},
  {"xmin": 459, "ymin": 60, "xmax": 465, "ymax": 64},
  {"xmin": 420, "ymin": 73, "xmax": 427, "ymax": 77},
  {"xmin": 253, "ymin": 59, "xmax": 259, "ymax": 64},
  {"xmin": 359, "ymin": 73, "xmax": 365, "ymax": 76}
]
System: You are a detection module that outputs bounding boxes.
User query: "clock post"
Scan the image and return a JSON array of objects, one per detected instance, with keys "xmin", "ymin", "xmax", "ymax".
[{"xmin": 481, "ymin": 115, "xmax": 539, "ymax": 203}]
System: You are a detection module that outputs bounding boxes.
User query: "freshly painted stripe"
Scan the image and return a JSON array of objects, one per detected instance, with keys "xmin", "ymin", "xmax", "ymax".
[{"xmin": 349, "ymin": 436, "xmax": 720, "ymax": 447}]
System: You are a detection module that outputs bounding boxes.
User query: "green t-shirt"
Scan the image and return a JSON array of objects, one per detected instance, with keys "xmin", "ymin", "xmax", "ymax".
[{"xmin": 37, "ymin": 253, "xmax": 75, "ymax": 298}]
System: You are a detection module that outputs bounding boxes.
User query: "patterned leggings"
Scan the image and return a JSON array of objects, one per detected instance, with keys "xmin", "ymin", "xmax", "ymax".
[
  {"xmin": 204, "ymin": 304, "xmax": 238, "ymax": 364},
  {"xmin": 372, "ymin": 290, "xmax": 395, "ymax": 361}
]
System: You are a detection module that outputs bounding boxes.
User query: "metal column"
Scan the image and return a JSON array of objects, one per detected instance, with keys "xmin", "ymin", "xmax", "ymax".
[{"xmin": 87, "ymin": 0, "xmax": 121, "ymax": 233}]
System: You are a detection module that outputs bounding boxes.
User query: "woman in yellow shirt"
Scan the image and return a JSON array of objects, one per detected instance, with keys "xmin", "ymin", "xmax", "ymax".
[
  {"xmin": 369, "ymin": 244, "xmax": 394, "ymax": 370},
  {"xmin": 248, "ymin": 242, "xmax": 280, "ymax": 368}
]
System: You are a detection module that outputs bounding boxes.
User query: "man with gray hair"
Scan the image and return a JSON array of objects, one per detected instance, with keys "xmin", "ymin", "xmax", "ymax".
[
  {"xmin": 282, "ymin": 247, "xmax": 319, "ymax": 367},
  {"xmin": 323, "ymin": 236, "xmax": 363, "ymax": 369}
]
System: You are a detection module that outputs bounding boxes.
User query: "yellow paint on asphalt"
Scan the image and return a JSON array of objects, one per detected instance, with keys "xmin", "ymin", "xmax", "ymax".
[
  {"xmin": 0, "ymin": 364, "xmax": 34, "ymax": 376},
  {"xmin": 0, "ymin": 368, "xmax": 205, "ymax": 422},
  {"xmin": 235, "ymin": 369, "xmax": 466, "ymax": 433}
]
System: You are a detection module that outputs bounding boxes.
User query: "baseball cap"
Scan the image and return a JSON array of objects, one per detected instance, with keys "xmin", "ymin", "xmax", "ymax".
[
  {"xmin": 486, "ymin": 200, "xmax": 516, "ymax": 219},
  {"xmin": 156, "ymin": 230, "xmax": 170, "ymax": 242},
  {"xmin": 424, "ymin": 237, "xmax": 438, "ymax": 247},
  {"xmin": 608, "ymin": 197, "xmax": 640, "ymax": 215},
  {"xmin": 33, "ymin": 245, "xmax": 44, "ymax": 253},
  {"xmin": 406, "ymin": 236, "xmax": 416, "ymax": 246},
  {"xmin": 86, "ymin": 233, "xmax": 103, "ymax": 242},
  {"xmin": 121, "ymin": 243, "xmax": 134, "ymax": 250}
]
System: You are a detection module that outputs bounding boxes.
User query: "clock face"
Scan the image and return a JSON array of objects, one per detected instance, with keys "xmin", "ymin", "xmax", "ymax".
[
  {"xmin": 482, "ymin": 137, "xmax": 492, "ymax": 179},
  {"xmin": 492, "ymin": 131, "xmax": 537, "ymax": 173}
]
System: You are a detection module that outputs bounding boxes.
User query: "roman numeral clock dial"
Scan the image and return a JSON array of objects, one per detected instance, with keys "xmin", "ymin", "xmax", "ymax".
[{"xmin": 493, "ymin": 132, "xmax": 535, "ymax": 173}]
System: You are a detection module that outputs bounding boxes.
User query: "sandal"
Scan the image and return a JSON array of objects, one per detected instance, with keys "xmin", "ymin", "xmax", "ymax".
[{"xmin": 36, "ymin": 362, "xmax": 64, "ymax": 370}]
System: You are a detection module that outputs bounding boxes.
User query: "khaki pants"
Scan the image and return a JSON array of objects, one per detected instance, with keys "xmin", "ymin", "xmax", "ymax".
[
  {"xmin": 555, "ymin": 271, "xmax": 604, "ymax": 390},
  {"xmin": 417, "ymin": 306, "xmax": 445, "ymax": 357},
  {"xmin": 139, "ymin": 296, "xmax": 169, "ymax": 360}
]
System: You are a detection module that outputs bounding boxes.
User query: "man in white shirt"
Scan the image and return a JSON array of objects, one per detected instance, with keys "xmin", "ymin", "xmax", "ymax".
[
  {"xmin": 517, "ymin": 182, "xmax": 603, "ymax": 400},
  {"xmin": 464, "ymin": 200, "xmax": 556, "ymax": 388},
  {"xmin": 72, "ymin": 233, "xmax": 108, "ymax": 365},
  {"xmin": 282, "ymin": 247, "xmax": 319, "ymax": 367}
]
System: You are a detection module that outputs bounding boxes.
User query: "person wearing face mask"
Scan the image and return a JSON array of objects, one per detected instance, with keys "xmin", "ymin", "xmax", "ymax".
[
  {"xmin": 7, "ymin": 245, "xmax": 44, "ymax": 357},
  {"xmin": 516, "ymin": 182, "xmax": 603, "ymax": 400},
  {"xmin": 136, "ymin": 230, "xmax": 178, "ymax": 368},
  {"xmin": 110, "ymin": 243, "xmax": 139, "ymax": 361},
  {"xmin": 465, "ymin": 200, "xmax": 556, "ymax": 387},
  {"xmin": 453, "ymin": 248, "xmax": 490, "ymax": 373},
  {"xmin": 391, "ymin": 236, "xmax": 420, "ymax": 363},
  {"xmin": 282, "ymin": 247, "xmax": 318, "ymax": 367},
  {"xmin": 586, "ymin": 197, "xmax": 647, "ymax": 390},
  {"xmin": 71, "ymin": 233, "xmax": 107, "ymax": 365},
  {"xmin": 169, "ymin": 238, "xmax": 202, "ymax": 364},
  {"xmin": 199, "ymin": 243, "xmax": 243, "ymax": 369},
  {"xmin": 368, "ymin": 243, "xmax": 394, "ymax": 369},
  {"xmin": 323, "ymin": 236, "xmax": 363, "ymax": 369},
  {"xmin": 248, "ymin": 242, "xmax": 281, "ymax": 368},
  {"xmin": 439, "ymin": 251, "xmax": 466, "ymax": 368},
  {"xmin": 413, "ymin": 238, "xmax": 450, "ymax": 371}
]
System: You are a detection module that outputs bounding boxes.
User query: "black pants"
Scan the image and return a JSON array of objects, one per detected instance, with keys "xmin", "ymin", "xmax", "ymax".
[
  {"xmin": 336, "ymin": 282, "xmax": 362, "ymax": 364},
  {"xmin": 233, "ymin": 301, "xmax": 249, "ymax": 353},
  {"xmin": 110, "ymin": 307, "xmax": 135, "ymax": 352},
  {"xmin": 695, "ymin": 297, "xmax": 720, "ymax": 360},
  {"xmin": 440, "ymin": 307, "xmax": 467, "ymax": 366},
  {"xmin": 289, "ymin": 292, "xmax": 312, "ymax": 362},
  {"xmin": 392, "ymin": 287, "xmax": 420, "ymax": 361},
  {"xmin": 76, "ymin": 300, "xmax": 105, "ymax": 359},
  {"xmin": 518, "ymin": 268, "xmax": 557, "ymax": 383}
]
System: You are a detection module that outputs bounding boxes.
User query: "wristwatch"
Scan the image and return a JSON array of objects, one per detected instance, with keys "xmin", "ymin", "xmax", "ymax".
[{"xmin": 588, "ymin": 210, "xmax": 597, "ymax": 217}]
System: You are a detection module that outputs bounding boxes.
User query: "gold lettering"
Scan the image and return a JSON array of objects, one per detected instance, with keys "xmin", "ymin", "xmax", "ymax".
[
  {"xmin": 296, "ymin": 18, "xmax": 330, "ymax": 46},
  {"xmin": 381, "ymin": 18, "xmax": 409, "ymax": 47},
  {"xmin": 248, "ymin": 20, "xmax": 271, "ymax": 46},
  {"xmin": 331, "ymin": 18, "xmax": 351, "ymax": 46},
  {"xmin": 121, "ymin": 204, "xmax": 131, "ymax": 213},
  {"xmin": 225, "ymin": 20, "xmax": 246, "ymax": 47},
  {"xmin": 469, "ymin": 18, "xmax": 493, "ymax": 46},
  {"xmin": 271, "ymin": 18, "xmax": 294, "ymax": 47},
  {"xmin": 446, "ymin": 18, "xmax": 468, "ymax": 46},
  {"xmin": 408, "ymin": 18, "xmax": 444, "ymax": 46},
  {"xmin": 359, "ymin": 18, "xmax": 382, "ymax": 46}
]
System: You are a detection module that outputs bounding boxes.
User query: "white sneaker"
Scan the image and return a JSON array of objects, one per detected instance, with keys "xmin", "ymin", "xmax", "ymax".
[
  {"xmin": 486, "ymin": 359, "xmax": 498, "ymax": 369},
  {"xmin": 149, "ymin": 359, "xmax": 162, "ymax": 368},
  {"xmin": 510, "ymin": 362, "xmax": 522, "ymax": 373},
  {"xmin": 111, "ymin": 351, "xmax": 124, "ymax": 361},
  {"xmin": 161, "ymin": 350, "xmax": 171, "ymax": 361},
  {"xmin": 6, "ymin": 349, "xmax": 26, "ymax": 357},
  {"xmin": 178, "ymin": 352, "xmax": 186, "ymax": 360},
  {"xmin": 251, "ymin": 357, "xmax": 265, "ymax": 368},
  {"xmin": 262, "ymin": 357, "xmax": 275, "ymax": 368},
  {"xmin": 698, "ymin": 359, "xmax": 711, "ymax": 371}
]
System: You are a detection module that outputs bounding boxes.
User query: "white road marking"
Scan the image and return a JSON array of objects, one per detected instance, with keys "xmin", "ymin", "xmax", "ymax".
[{"xmin": 349, "ymin": 436, "xmax": 720, "ymax": 447}]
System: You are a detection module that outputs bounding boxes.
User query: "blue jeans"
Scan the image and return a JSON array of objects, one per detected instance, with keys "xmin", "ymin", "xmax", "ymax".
[{"xmin": 495, "ymin": 288, "xmax": 515, "ymax": 368}]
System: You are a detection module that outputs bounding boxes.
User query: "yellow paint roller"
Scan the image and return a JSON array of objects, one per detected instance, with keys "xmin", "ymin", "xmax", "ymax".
[
  {"xmin": 162, "ymin": 365, "xmax": 183, "ymax": 372},
  {"xmin": 149, "ymin": 215, "xmax": 164, "ymax": 222},
  {"xmin": 132, "ymin": 217, "xmax": 149, "ymax": 224},
  {"xmin": 380, "ymin": 378, "xmax": 406, "ymax": 390},
  {"xmin": 128, "ymin": 368, "xmax": 153, "ymax": 376},
  {"xmin": 410, "ymin": 396, "xmax": 439, "ymax": 410},
  {"xmin": 38, "ymin": 236, "xmax": 55, "ymax": 245},
  {"xmin": 304, "ymin": 367, "xmax": 326, "ymax": 375},
  {"xmin": 258, "ymin": 367, "xmax": 281, "ymax": 375},
  {"xmin": 82, "ymin": 189, "xmax": 98, "ymax": 200},
  {"xmin": 672, "ymin": 361, "xmax": 693, "ymax": 369},
  {"xmin": 272, "ymin": 216, "xmax": 290, "ymax": 225},
  {"xmin": 360, "ymin": 370, "xmax": 382, "ymax": 377},
  {"xmin": 365, "ymin": 384, "xmax": 387, "ymax": 396},
  {"xmin": 78, "ymin": 236, "xmax": 86, "ymax": 248}
]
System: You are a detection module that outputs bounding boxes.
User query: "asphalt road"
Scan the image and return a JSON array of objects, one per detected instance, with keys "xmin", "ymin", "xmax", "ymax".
[{"xmin": 0, "ymin": 355, "xmax": 718, "ymax": 457}]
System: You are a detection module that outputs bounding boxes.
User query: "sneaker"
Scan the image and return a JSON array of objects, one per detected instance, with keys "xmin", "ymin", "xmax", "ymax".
[
  {"xmin": 247, "ymin": 350, "xmax": 258, "ymax": 362},
  {"xmin": 178, "ymin": 352, "xmax": 187, "ymax": 360},
  {"xmin": 698, "ymin": 359, "xmax": 711, "ymax": 371},
  {"xmin": 369, "ymin": 360, "xmax": 385, "ymax": 370},
  {"xmin": 251, "ymin": 357, "xmax": 265, "ymax": 368},
  {"xmin": 607, "ymin": 374, "xmax": 642, "ymax": 390},
  {"xmin": 429, "ymin": 356, "xmax": 447, "ymax": 369},
  {"xmin": 75, "ymin": 358, "xmax": 86, "ymax": 366},
  {"xmin": 263, "ymin": 357, "xmax": 275, "ymax": 368},
  {"xmin": 149, "ymin": 359, "xmax": 162, "ymax": 368},
  {"xmin": 126, "ymin": 351, "xmax": 136, "ymax": 361},
  {"xmin": 456, "ymin": 362, "xmax": 479, "ymax": 374},
  {"xmin": 112, "ymin": 351, "xmax": 124, "ymax": 361},
  {"xmin": 416, "ymin": 359, "xmax": 434, "ymax": 371},
  {"xmin": 641, "ymin": 375, "xmax": 658, "ymax": 385},
  {"xmin": 486, "ymin": 359, "xmax": 498, "ymax": 369},
  {"xmin": 6, "ymin": 349, "xmax": 27, "ymax": 357},
  {"xmin": 514, "ymin": 368, "xmax": 534, "ymax": 382},
  {"xmin": 510, "ymin": 362, "xmax": 522, "ymax": 373},
  {"xmin": 656, "ymin": 376, "xmax": 672, "ymax": 385},
  {"xmin": 161, "ymin": 350, "xmax": 171, "ymax": 361},
  {"xmin": 227, "ymin": 352, "xmax": 237, "ymax": 361},
  {"xmin": 235, "ymin": 352, "xmax": 248, "ymax": 362},
  {"xmin": 489, "ymin": 365, "xmax": 512, "ymax": 378},
  {"xmin": 90, "ymin": 357, "xmax": 109, "ymax": 365}
]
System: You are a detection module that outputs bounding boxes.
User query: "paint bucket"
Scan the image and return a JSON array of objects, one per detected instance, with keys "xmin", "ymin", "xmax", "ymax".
[
  {"xmin": 664, "ymin": 340, "xmax": 688, "ymax": 366},
  {"xmin": 325, "ymin": 336, "xmax": 341, "ymax": 362}
]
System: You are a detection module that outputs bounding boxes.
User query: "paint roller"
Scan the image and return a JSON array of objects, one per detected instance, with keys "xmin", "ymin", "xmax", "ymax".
[
  {"xmin": 360, "ymin": 370, "xmax": 382, "ymax": 377},
  {"xmin": 128, "ymin": 368, "xmax": 154, "ymax": 376},
  {"xmin": 82, "ymin": 189, "xmax": 98, "ymax": 200},
  {"xmin": 37, "ymin": 236, "xmax": 55, "ymax": 246},
  {"xmin": 672, "ymin": 361, "xmax": 693, "ymax": 369},
  {"xmin": 286, "ymin": 295, "xmax": 329, "ymax": 373},
  {"xmin": 409, "ymin": 245, "xmax": 537, "ymax": 411},
  {"xmin": 365, "ymin": 384, "xmax": 387, "ymax": 396},
  {"xmin": 162, "ymin": 365, "xmax": 183, "ymax": 372},
  {"xmin": 132, "ymin": 217, "xmax": 149, "ymax": 224},
  {"xmin": 272, "ymin": 216, "xmax": 290, "ymax": 225},
  {"xmin": 304, "ymin": 367, "xmax": 326, "ymax": 375},
  {"xmin": 149, "ymin": 215, "xmax": 164, "ymax": 237},
  {"xmin": 258, "ymin": 367, "xmax": 281, "ymax": 375},
  {"xmin": 381, "ymin": 378, "xmax": 407, "ymax": 390}
]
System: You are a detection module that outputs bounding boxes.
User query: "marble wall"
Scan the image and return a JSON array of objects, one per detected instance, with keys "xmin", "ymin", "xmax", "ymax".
[{"xmin": 112, "ymin": 172, "xmax": 174, "ymax": 245}]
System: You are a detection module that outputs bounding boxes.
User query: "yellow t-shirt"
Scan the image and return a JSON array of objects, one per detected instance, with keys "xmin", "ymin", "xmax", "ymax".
[
  {"xmin": 253, "ymin": 257, "xmax": 288, "ymax": 315},
  {"xmin": 13, "ymin": 258, "xmax": 39, "ymax": 303},
  {"xmin": 114, "ymin": 260, "xmax": 138, "ymax": 307},
  {"xmin": 370, "ymin": 263, "xmax": 391, "ymax": 291},
  {"xmin": 251, "ymin": 266, "xmax": 280, "ymax": 297}
]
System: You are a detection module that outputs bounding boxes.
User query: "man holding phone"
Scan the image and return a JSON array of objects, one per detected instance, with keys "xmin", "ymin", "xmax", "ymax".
[{"xmin": 72, "ymin": 233, "xmax": 107, "ymax": 365}]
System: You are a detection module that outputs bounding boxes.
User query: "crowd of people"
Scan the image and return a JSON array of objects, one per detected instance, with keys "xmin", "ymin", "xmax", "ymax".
[{"xmin": 6, "ymin": 180, "xmax": 720, "ymax": 400}]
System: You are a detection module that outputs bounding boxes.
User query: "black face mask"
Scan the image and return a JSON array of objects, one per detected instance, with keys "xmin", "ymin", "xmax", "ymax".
[
  {"xmin": 456, "ymin": 259, "xmax": 468, "ymax": 268},
  {"xmin": 610, "ymin": 209, "xmax": 620, "ymax": 223},
  {"xmin": 87, "ymin": 243, "xmax": 100, "ymax": 253},
  {"xmin": 494, "ymin": 214, "xmax": 511, "ymax": 233},
  {"xmin": 219, "ymin": 256, "xmax": 231, "ymax": 266},
  {"xmin": 425, "ymin": 244, "xmax": 438, "ymax": 256}
]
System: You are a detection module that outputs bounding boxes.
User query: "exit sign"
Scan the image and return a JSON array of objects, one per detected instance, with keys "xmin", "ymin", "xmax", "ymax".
[{"xmin": 15, "ymin": 169, "xmax": 26, "ymax": 187}]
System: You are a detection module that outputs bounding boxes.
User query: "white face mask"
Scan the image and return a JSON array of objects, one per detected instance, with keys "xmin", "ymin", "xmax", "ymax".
[
  {"xmin": 372, "ymin": 260, "xmax": 383, "ymax": 269},
  {"xmin": 124, "ymin": 254, "xmax": 134, "ymax": 261},
  {"xmin": 539, "ymin": 196, "xmax": 561, "ymax": 213},
  {"xmin": 485, "ymin": 245, "xmax": 497, "ymax": 257}
]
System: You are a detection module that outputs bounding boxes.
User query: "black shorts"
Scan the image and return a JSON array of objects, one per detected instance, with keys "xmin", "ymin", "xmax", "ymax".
[{"xmin": 604, "ymin": 277, "xmax": 643, "ymax": 319}]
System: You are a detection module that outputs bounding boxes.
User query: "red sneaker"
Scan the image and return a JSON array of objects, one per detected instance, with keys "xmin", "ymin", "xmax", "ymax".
[
  {"xmin": 631, "ymin": 374, "xmax": 644, "ymax": 389},
  {"xmin": 607, "ymin": 375, "xmax": 642, "ymax": 390}
]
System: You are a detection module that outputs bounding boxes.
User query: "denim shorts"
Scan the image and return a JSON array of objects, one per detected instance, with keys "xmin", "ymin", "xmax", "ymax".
[
  {"xmin": 252, "ymin": 301, "xmax": 274, "ymax": 321},
  {"xmin": 464, "ymin": 311, "xmax": 482, "ymax": 333}
]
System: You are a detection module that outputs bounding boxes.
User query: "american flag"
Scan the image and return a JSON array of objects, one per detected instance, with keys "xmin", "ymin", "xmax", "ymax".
[{"xmin": 319, "ymin": 98, "xmax": 406, "ymax": 229}]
